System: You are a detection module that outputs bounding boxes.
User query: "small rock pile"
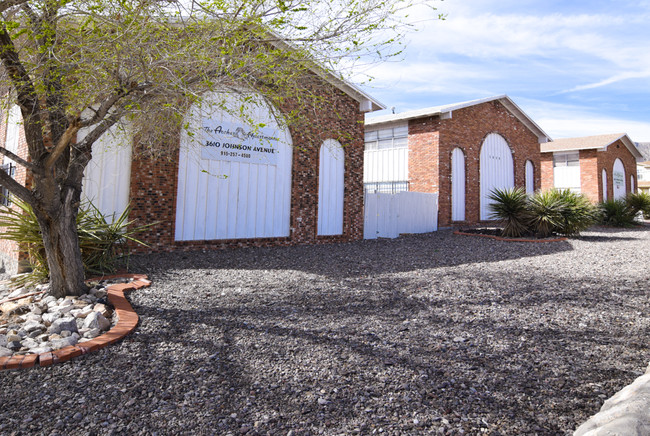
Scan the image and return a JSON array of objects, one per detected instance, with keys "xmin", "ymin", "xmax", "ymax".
[{"xmin": 0, "ymin": 282, "xmax": 115, "ymax": 358}]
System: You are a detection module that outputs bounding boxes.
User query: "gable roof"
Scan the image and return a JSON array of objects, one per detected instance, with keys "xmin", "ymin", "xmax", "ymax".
[
  {"xmin": 541, "ymin": 133, "xmax": 643, "ymax": 159},
  {"xmin": 364, "ymin": 95, "xmax": 551, "ymax": 143}
]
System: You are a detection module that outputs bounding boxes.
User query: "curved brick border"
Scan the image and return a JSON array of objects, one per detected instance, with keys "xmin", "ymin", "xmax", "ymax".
[
  {"xmin": 0, "ymin": 273, "xmax": 150, "ymax": 370},
  {"xmin": 454, "ymin": 231, "xmax": 568, "ymax": 243}
]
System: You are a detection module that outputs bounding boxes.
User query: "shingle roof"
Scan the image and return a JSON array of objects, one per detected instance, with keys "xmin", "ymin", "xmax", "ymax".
[
  {"xmin": 365, "ymin": 95, "xmax": 551, "ymax": 143},
  {"xmin": 541, "ymin": 133, "xmax": 643, "ymax": 159}
]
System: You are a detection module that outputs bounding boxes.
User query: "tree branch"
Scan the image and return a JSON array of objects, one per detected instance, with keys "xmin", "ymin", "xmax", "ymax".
[
  {"xmin": 0, "ymin": 146, "xmax": 36, "ymax": 172},
  {"xmin": 0, "ymin": 164, "xmax": 34, "ymax": 207},
  {"xmin": 44, "ymin": 119, "xmax": 80, "ymax": 171},
  {"xmin": 0, "ymin": 0, "xmax": 29, "ymax": 15}
]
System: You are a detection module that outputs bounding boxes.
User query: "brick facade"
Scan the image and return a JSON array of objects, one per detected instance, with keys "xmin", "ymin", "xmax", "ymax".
[
  {"xmin": 126, "ymin": 79, "xmax": 366, "ymax": 254},
  {"xmin": 540, "ymin": 138, "xmax": 639, "ymax": 203},
  {"xmin": 407, "ymin": 100, "xmax": 541, "ymax": 227},
  {"xmin": 0, "ymin": 76, "xmax": 370, "ymax": 271}
]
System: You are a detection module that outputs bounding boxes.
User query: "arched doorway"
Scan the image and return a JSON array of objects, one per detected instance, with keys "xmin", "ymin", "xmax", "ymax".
[
  {"xmin": 612, "ymin": 158, "xmax": 626, "ymax": 200},
  {"xmin": 480, "ymin": 133, "xmax": 514, "ymax": 220}
]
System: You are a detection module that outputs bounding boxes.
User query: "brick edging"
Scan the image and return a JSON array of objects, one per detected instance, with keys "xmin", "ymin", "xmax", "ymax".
[
  {"xmin": 453, "ymin": 231, "xmax": 568, "ymax": 243},
  {"xmin": 0, "ymin": 273, "xmax": 151, "ymax": 370}
]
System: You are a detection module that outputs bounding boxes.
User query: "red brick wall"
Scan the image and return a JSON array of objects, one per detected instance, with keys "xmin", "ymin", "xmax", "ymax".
[
  {"xmin": 579, "ymin": 150, "xmax": 599, "ymax": 203},
  {"xmin": 408, "ymin": 101, "xmax": 541, "ymax": 227},
  {"xmin": 128, "ymin": 81, "xmax": 365, "ymax": 254},
  {"xmin": 0, "ymin": 109, "xmax": 30, "ymax": 272},
  {"xmin": 540, "ymin": 152, "xmax": 554, "ymax": 192},
  {"xmin": 597, "ymin": 140, "xmax": 638, "ymax": 202}
]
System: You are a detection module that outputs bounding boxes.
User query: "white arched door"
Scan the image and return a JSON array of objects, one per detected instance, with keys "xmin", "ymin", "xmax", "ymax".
[
  {"xmin": 480, "ymin": 133, "xmax": 514, "ymax": 220},
  {"xmin": 613, "ymin": 159, "xmax": 626, "ymax": 200},
  {"xmin": 451, "ymin": 148, "xmax": 465, "ymax": 221},
  {"xmin": 175, "ymin": 91, "xmax": 293, "ymax": 241},
  {"xmin": 318, "ymin": 139, "xmax": 344, "ymax": 235},
  {"xmin": 525, "ymin": 160, "xmax": 534, "ymax": 194},
  {"xmin": 602, "ymin": 169, "xmax": 608, "ymax": 201}
]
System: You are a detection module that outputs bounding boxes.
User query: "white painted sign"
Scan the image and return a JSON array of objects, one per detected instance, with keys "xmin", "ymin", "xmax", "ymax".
[{"xmin": 201, "ymin": 119, "xmax": 281, "ymax": 165}]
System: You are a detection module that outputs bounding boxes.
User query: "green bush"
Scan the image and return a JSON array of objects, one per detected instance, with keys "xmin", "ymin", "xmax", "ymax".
[
  {"xmin": 488, "ymin": 187, "xmax": 531, "ymax": 237},
  {"xmin": 626, "ymin": 192, "xmax": 650, "ymax": 219},
  {"xmin": 489, "ymin": 188, "xmax": 596, "ymax": 238},
  {"xmin": 598, "ymin": 199, "xmax": 638, "ymax": 227},
  {"xmin": 0, "ymin": 198, "xmax": 150, "ymax": 287}
]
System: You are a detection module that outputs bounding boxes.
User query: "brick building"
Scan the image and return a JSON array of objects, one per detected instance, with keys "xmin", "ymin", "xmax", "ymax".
[
  {"xmin": 364, "ymin": 95, "xmax": 550, "ymax": 227},
  {"xmin": 540, "ymin": 133, "xmax": 642, "ymax": 202},
  {"xmin": 0, "ymin": 76, "xmax": 384, "ymax": 273}
]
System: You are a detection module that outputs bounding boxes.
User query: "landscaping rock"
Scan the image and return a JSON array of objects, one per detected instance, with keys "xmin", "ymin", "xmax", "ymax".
[
  {"xmin": 49, "ymin": 317, "xmax": 78, "ymax": 335},
  {"xmin": 83, "ymin": 312, "xmax": 110, "ymax": 331}
]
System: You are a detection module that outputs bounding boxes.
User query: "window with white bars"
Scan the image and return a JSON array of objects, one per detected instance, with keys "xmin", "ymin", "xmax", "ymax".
[{"xmin": 364, "ymin": 124, "xmax": 408, "ymax": 150}]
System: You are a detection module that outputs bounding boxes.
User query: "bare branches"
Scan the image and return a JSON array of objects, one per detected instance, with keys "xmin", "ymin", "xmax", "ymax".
[
  {"xmin": 0, "ymin": 0, "xmax": 29, "ymax": 15},
  {"xmin": 0, "ymin": 145, "xmax": 36, "ymax": 172}
]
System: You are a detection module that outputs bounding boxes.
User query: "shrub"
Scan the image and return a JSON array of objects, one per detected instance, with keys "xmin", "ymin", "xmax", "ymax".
[
  {"xmin": 598, "ymin": 199, "xmax": 638, "ymax": 227},
  {"xmin": 526, "ymin": 190, "xmax": 565, "ymax": 238},
  {"xmin": 626, "ymin": 192, "xmax": 650, "ymax": 219},
  {"xmin": 488, "ymin": 187, "xmax": 531, "ymax": 237},
  {"xmin": 551, "ymin": 189, "xmax": 597, "ymax": 236},
  {"xmin": 0, "ymin": 199, "xmax": 150, "ymax": 287}
]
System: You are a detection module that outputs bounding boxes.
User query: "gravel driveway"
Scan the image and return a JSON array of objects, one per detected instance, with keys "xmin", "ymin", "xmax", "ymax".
[{"xmin": 1, "ymin": 226, "xmax": 649, "ymax": 435}]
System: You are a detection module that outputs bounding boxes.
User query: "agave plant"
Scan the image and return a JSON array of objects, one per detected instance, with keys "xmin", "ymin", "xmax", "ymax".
[
  {"xmin": 0, "ymin": 198, "xmax": 152, "ymax": 287},
  {"xmin": 488, "ymin": 187, "xmax": 531, "ymax": 237}
]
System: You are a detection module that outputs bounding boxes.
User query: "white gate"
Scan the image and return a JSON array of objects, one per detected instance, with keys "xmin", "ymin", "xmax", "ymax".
[
  {"xmin": 364, "ymin": 192, "xmax": 438, "ymax": 239},
  {"xmin": 451, "ymin": 148, "xmax": 465, "ymax": 221},
  {"xmin": 613, "ymin": 158, "xmax": 626, "ymax": 200},
  {"xmin": 318, "ymin": 139, "xmax": 344, "ymax": 235},
  {"xmin": 81, "ymin": 123, "xmax": 133, "ymax": 221},
  {"xmin": 175, "ymin": 91, "xmax": 293, "ymax": 241},
  {"xmin": 480, "ymin": 133, "xmax": 514, "ymax": 220}
]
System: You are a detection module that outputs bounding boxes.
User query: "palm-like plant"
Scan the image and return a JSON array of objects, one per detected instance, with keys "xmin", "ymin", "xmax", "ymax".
[
  {"xmin": 527, "ymin": 190, "xmax": 565, "ymax": 238},
  {"xmin": 552, "ymin": 189, "xmax": 597, "ymax": 236},
  {"xmin": 488, "ymin": 187, "xmax": 531, "ymax": 237},
  {"xmin": 599, "ymin": 199, "xmax": 638, "ymax": 227},
  {"xmin": 626, "ymin": 192, "xmax": 650, "ymax": 218}
]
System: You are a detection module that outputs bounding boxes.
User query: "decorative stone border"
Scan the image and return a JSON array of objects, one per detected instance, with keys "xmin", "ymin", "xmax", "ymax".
[
  {"xmin": 453, "ymin": 231, "xmax": 568, "ymax": 243},
  {"xmin": 0, "ymin": 273, "xmax": 150, "ymax": 370}
]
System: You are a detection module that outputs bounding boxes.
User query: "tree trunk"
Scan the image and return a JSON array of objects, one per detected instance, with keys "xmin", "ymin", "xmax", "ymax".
[{"xmin": 36, "ymin": 200, "xmax": 88, "ymax": 299}]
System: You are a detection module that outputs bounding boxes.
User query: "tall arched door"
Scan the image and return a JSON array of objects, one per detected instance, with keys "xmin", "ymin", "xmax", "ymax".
[
  {"xmin": 451, "ymin": 148, "xmax": 466, "ymax": 221},
  {"xmin": 480, "ymin": 133, "xmax": 514, "ymax": 220}
]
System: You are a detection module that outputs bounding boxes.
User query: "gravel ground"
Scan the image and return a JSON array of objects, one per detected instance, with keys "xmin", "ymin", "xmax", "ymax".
[{"xmin": 1, "ymin": 226, "xmax": 649, "ymax": 436}]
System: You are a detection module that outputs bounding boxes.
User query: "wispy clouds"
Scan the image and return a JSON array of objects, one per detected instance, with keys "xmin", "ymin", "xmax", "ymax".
[{"xmin": 361, "ymin": 0, "xmax": 650, "ymax": 140}]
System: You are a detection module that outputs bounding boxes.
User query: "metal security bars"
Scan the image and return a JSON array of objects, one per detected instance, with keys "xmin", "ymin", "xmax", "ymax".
[{"xmin": 364, "ymin": 181, "xmax": 409, "ymax": 194}]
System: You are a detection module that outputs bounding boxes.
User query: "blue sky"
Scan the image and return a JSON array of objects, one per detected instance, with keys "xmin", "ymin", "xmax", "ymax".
[{"xmin": 360, "ymin": 0, "xmax": 650, "ymax": 142}]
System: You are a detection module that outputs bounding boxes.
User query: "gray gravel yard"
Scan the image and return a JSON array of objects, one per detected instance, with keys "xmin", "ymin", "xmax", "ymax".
[{"xmin": 1, "ymin": 226, "xmax": 650, "ymax": 435}]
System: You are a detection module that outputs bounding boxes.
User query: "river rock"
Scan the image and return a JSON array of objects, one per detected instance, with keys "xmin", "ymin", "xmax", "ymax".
[
  {"xmin": 42, "ymin": 312, "xmax": 62, "ymax": 325},
  {"xmin": 51, "ymin": 336, "xmax": 78, "ymax": 349},
  {"xmin": 0, "ymin": 346, "xmax": 12, "ymax": 357},
  {"xmin": 22, "ymin": 320, "xmax": 45, "ymax": 333},
  {"xmin": 83, "ymin": 312, "xmax": 110, "ymax": 331},
  {"xmin": 50, "ymin": 317, "xmax": 78, "ymax": 335}
]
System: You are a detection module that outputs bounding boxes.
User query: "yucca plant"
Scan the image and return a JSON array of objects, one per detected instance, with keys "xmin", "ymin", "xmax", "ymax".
[
  {"xmin": 526, "ymin": 190, "xmax": 565, "ymax": 238},
  {"xmin": 599, "ymin": 199, "xmax": 638, "ymax": 227},
  {"xmin": 488, "ymin": 187, "xmax": 531, "ymax": 237},
  {"xmin": 0, "ymin": 198, "xmax": 152, "ymax": 287},
  {"xmin": 626, "ymin": 192, "xmax": 650, "ymax": 218},
  {"xmin": 551, "ymin": 189, "xmax": 597, "ymax": 236}
]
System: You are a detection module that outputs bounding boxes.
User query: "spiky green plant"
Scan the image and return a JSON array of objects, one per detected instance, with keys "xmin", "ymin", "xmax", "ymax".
[
  {"xmin": 0, "ymin": 199, "xmax": 152, "ymax": 287},
  {"xmin": 626, "ymin": 192, "xmax": 650, "ymax": 218},
  {"xmin": 488, "ymin": 187, "xmax": 531, "ymax": 237},
  {"xmin": 552, "ymin": 189, "xmax": 597, "ymax": 236},
  {"xmin": 526, "ymin": 190, "xmax": 565, "ymax": 238},
  {"xmin": 599, "ymin": 199, "xmax": 638, "ymax": 227}
]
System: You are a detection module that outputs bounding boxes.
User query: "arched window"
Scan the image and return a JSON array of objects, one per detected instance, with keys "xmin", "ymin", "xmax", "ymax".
[
  {"xmin": 602, "ymin": 169, "xmax": 608, "ymax": 202},
  {"xmin": 451, "ymin": 148, "xmax": 466, "ymax": 221},
  {"xmin": 612, "ymin": 158, "xmax": 626, "ymax": 200},
  {"xmin": 318, "ymin": 139, "xmax": 344, "ymax": 235},
  {"xmin": 525, "ymin": 160, "xmax": 534, "ymax": 194},
  {"xmin": 480, "ymin": 133, "xmax": 514, "ymax": 220}
]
